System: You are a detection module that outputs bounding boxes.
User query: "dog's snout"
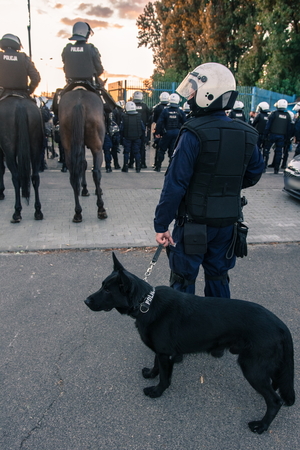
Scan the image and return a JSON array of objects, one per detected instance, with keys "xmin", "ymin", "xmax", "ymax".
[{"xmin": 84, "ymin": 296, "xmax": 92, "ymax": 306}]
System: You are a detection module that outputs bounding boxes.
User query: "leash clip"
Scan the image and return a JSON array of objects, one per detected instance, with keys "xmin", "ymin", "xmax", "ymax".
[{"xmin": 143, "ymin": 244, "xmax": 164, "ymax": 282}]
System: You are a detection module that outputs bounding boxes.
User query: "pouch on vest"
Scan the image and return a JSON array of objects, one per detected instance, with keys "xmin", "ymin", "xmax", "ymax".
[
  {"xmin": 234, "ymin": 222, "xmax": 248, "ymax": 257},
  {"xmin": 184, "ymin": 223, "xmax": 207, "ymax": 255}
]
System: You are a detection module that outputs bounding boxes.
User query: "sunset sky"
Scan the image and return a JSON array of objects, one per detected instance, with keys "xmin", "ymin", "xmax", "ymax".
[{"xmin": 0, "ymin": 0, "xmax": 155, "ymax": 95}]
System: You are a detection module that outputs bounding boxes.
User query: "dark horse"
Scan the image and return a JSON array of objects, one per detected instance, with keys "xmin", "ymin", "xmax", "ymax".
[
  {"xmin": 58, "ymin": 88, "xmax": 107, "ymax": 222},
  {"xmin": 0, "ymin": 95, "xmax": 44, "ymax": 222}
]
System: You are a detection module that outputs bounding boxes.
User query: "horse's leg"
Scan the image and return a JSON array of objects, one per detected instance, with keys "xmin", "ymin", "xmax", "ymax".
[
  {"xmin": 0, "ymin": 150, "xmax": 5, "ymax": 200},
  {"xmin": 92, "ymin": 151, "xmax": 107, "ymax": 220},
  {"xmin": 69, "ymin": 169, "xmax": 83, "ymax": 223},
  {"xmin": 81, "ymin": 157, "xmax": 90, "ymax": 197},
  {"xmin": 31, "ymin": 156, "xmax": 43, "ymax": 221},
  {"xmin": 9, "ymin": 163, "xmax": 22, "ymax": 223}
]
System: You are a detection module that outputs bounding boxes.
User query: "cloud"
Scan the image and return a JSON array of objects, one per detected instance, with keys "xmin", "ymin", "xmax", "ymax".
[
  {"xmin": 77, "ymin": 3, "xmax": 114, "ymax": 18},
  {"xmin": 54, "ymin": 3, "xmax": 64, "ymax": 9},
  {"xmin": 60, "ymin": 17, "xmax": 122, "ymax": 30},
  {"xmin": 109, "ymin": 0, "xmax": 146, "ymax": 20}
]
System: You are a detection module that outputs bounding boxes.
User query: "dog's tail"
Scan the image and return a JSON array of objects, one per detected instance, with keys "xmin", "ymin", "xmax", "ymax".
[{"xmin": 275, "ymin": 329, "xmax": 295, "ymax": 406}]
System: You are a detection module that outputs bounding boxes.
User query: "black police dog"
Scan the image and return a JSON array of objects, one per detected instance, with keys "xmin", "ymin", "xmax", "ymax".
[{"xmin": 85, "ymin": 253, "xmax": 295, "ymax": 434}]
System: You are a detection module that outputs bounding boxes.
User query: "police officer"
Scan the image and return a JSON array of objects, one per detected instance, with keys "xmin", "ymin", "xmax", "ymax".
[
  {"xmin": 154, "ymin": 63, "xmax": 264, "ymax": 298},
  {"xmin": 182, "ymin": 101, "xmax": 191, "ymax": 117},
  {"xmin": 252, "ymin": 102, "xmax": 270, "ymax": 151},
  {"xmin": 131, "ymin": 91, "xmax": 151, "ymax": 168},
  {"xmin": 62, "ymin": 22, "xmax": 104, "ymax": 87},
  {"xmin": 154, "ymin": 93, "xmax": 186, "ymax": 171},
  {"xmin": 228, "ymin": 100, "xmax": 246, "ymax": 121},
  {"xmin": 0, "ymin": 33, "xmax": 40, "ymax": 97},
  {"xmin": 152, "ymin": 91, "xmax": 169, "ymax": 169},
  {"xmin": 120, "ymin": 101, "xmax": 145, "ymax": 173},
  {"xmin": 293, "ymin": 103, "xmax": 300, "ymax": 157},
  {"xmin": 263, "ymin": 99, "xmax": 292, "ymax": 173}
]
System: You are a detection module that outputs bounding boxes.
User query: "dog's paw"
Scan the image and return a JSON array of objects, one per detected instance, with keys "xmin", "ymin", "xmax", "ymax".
[
  {"xmin": 142, "ymin": 367, "xmax": 159, "ymax": 379},
  {"xmin": 143, "ymin": 386, "xmax": 163, "ymax": 398},
  {"xmin": 248, "ymin": 420, "xmax": 268, "ymax": 434}
]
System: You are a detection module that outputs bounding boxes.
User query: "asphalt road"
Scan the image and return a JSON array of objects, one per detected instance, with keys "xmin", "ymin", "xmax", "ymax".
[{"xmin": 1, "ymin": 244, "xmax": 299, "ymax": 450}]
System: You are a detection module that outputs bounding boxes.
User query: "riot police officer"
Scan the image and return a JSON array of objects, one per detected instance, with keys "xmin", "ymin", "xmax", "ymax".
[
  {"xmin": 131, "ymin": 91, "xmax": 151, "ymax": 168},
  {"xmin": 154, "ymin": 93, "xmax": 186, "ymax": 171},
  {"xmin": 154, "ymin": 63, "xmax": 264, "ymax": 298},
  {"xmin": 263, "ymin": 99, "xmax": 292, "ymax": 173},
  {"xmin": 0, "ymin": 33, "xmax": 40, "ymax": 97},
  {"xmin": 228, "ymin": 100, "xmax": 246, "ymax": 121},
  {"xmin": 252, "ymin": 102, "xmax": 270, "ymax": 150},
  {"xmin": 152, "ymin": 91, "xmax": 169, "ymax": 169},
  {"xmin": 120, "ymin": 101, "xmax": 145, "ymax": 173}
]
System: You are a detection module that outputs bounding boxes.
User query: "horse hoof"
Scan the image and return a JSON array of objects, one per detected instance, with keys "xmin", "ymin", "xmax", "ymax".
[
  {"xmin": 11, "ymin": 216, "xmax": 22, "ymax": 223},
  {"xmin": 98, "ymin": 210, "xmax": 108, "ymax": 220},
  {"xmin": 82, "ymin": 190, "xmax": 90, "ymax": 197},
  {"xmin": 73, "ymin": 215, "xmax": 82, "ymax": 223},
  {"xmin": 35, "ymin": 211, "xmax": 44, "ymax": 220}
]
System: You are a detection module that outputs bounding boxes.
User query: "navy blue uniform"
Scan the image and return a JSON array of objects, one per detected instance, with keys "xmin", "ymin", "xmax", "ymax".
[
  {"xmin": 154, "ymin": 111, "xmax": 264, "ymax": 297},
  {"xmin": 263, "ymin": 110, "xmax": 292, "ymax": 171}
]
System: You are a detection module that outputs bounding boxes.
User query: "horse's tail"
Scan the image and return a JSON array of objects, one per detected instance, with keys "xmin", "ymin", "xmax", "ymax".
[
  {"xmin": 70, "ymin": 103, "xmax": 85, "ymax": 193},
  {"xmin": 16, "ymin": 102, "xmax": 31, "ymax": 203},
  {"xmin": 276, "ymin": 328, "xmax": 295, "ymax": 406}
]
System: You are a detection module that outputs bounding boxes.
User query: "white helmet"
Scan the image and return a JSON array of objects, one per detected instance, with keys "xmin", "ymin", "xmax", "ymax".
[
  {"xmin": 176, "ymin": 62, "xmax": 237, "ymax": 112},
  {"xmin": 169, "ymin": 93, "xmax": 180, "ymax": 106},
  {"xmin": 233, "ymin": 100, "xmax": 244, "ymax": 110},
  {"xmin": 159, "ymin": 92, "xmax": 169, "ymax": 103},
  {"xmin": 133, "ymin": 91, "xmax": 143, "ymax": 102},
  {"xmin": 287, "ymin": 110, "xmax": 295, "ymax": 122},
  {"xmin": 256, "ymin": 101, "xmax": 270, "ymax": 112},
  {"xmin": 276, "ymin": 99, "xmax": 288, "ymax": 109},
  {"xmin": 292, "ymin": 102, "xmax": 300, "ymax": 112},
  {"xmin": 183, "ymin": 101, "xmax": 190, "ymax": 111},
  {"xmin": 125, "ymin": 101, "xmax": 137, "ymax": 114}
]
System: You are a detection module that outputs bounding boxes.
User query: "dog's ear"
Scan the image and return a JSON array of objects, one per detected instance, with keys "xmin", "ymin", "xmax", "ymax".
[{"xmin": 112, "ymin": 252, "xmax": 125, "ymax": 272}]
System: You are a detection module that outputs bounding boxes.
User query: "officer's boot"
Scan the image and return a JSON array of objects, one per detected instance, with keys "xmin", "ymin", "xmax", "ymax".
[
  {"xmin": 136, "ymin": 162, "xmax": 141, "ymax": 173},
  {"xmin": 106, "ymin": 164, "xmax": 112, "ymax": 173}
]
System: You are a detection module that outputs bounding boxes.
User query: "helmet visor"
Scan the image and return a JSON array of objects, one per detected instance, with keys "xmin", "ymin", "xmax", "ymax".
[{"xmin": 176, "ymin": 72, "xmax": 207, "ymax": 100}]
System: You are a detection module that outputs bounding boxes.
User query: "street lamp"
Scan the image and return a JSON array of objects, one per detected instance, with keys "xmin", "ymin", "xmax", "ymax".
[
  {"xmin": 27, "ymin": 0, "xmax": 32, "ymax": 58},
  {"xmin": 40, "ymin": 58, "xmax": 53, "ymax": 97}
]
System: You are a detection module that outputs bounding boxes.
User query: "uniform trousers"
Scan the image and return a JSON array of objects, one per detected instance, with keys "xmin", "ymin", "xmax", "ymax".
[{"xmin": 168, "ymin": 224, "xmax": 236, "ymax": 298}]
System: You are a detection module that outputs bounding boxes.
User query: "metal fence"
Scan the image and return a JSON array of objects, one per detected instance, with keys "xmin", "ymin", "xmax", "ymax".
[{"xmin": 108, "ymin": 80, "xmax": 297, "ymax": 118}]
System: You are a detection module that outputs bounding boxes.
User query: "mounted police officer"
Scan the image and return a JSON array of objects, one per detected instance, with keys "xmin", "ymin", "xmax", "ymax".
[
  {"xmin": 59, "ymin": 21, "xmax": 115, "ymax": 113},
  {"xmin": 263, "ymin": 99, "xmax": 292, "ymax": 173},
  {"xmin": 252, "ymin": 101, "xmax": 270, "ymax": 151},
  {"xmin": 154, "ymin": 63, "xmax": 264, "ymax": 298},
  {"xmin": 0, "ymin": 33, "xmax": 40, "ymax": 98},
  {"xmin": 154, "ymin": 93, "xmax": 186, "ymax": 171}
]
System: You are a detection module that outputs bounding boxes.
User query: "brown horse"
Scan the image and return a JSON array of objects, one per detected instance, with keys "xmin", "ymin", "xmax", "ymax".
[
  {"xmin": 58, "ymin": 88, "xmax": 107, "ymax": 222},
  {"xmin": 0, "ymin": 95, "xmax": 44, "ymax": 222}
]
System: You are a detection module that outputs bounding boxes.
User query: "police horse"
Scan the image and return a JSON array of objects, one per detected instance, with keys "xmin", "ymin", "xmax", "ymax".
[
  {"xmin": 0, "ymin": 95, "xmax": 44, "ymax": 222},
  {"xmin": 58, "ymin": 87, "xmax": 107, "ymax": 222}
]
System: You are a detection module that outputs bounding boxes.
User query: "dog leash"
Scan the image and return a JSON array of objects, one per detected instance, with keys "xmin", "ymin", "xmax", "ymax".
[{"xmin": 143, "ymin": 244, "xmax": 164, "ymax": 282}]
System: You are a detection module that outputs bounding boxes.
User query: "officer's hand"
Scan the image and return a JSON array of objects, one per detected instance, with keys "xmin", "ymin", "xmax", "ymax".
[{"xmin": 156, "ymin": 231, "xmax": 174, "ymax": 247}]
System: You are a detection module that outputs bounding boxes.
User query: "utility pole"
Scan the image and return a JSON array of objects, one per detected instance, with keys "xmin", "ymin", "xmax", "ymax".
[{"xmin": 27, "ymin": 0, "xmax": 32, "ymax": 58}]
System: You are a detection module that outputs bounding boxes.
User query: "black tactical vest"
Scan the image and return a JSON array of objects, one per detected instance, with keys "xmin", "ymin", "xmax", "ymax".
[
  {"xmin": 123, "ymin": 113, "xmax": 142, "ymax": 140},
  {"xmin": 63, "ymin": 43, "xmax": 95, "ymax": 79},
  {"xmin": 254, "ymin": 112, "xmax": 269, "ymax": 134},
  {"xmin": 164, "ymin": 107, "xmax": 182, "ymax": 130},
  {"xmin": 178, "ymin": 117, "xmax": 258, "ymax": 227},
  {"xmin": 0, "ymin": 50, "xmax": 28, "ymax": 89},
  {"xmin": 269, "ymin": 110, "xmax": 290, "ymax": 135}
]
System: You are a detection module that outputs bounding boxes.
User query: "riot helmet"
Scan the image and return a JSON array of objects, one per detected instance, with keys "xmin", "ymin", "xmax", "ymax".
[
  {"xmin": 125, "ymin": 101, "xmax": 137, "ymax": 114},
  {"xmin": 0, "ymin": 33, "xmax": 22, "ymax": 51},
  {"xmin": 169, "ymin": 93, "xmax": 180, "ymax": 106},
  {"xmin": 292, "ymin": 102, "xmax": 300, "ymax": 112},
  {"xmin": 233, "ymin": 100, "xmax": 244, "ymax": 110},
  {"xmin": 159, "ymin": 92, "xmax": 169, "ymax": 104},
  {"xmin": 176, "ymin": 62, "xmax": 237, "ymax": 116},
  {"xmin": 256, "ymin": 102, "xmax": 270, "ymax": 113},
  {"xmin": 276, "ymin": 99, "xmax": 288, "ymax": 110},
  {"xmin": 183, "ymin": 102, "xmax": 190, "ymax": 111},
  {"xmin": 69, "ymin": 22, "xmax": 93, "ymax": 41},
  {"xmin": 287, "ymin": 110, "xmax": 295, "ymax": 123},
  {"xmin": 133, "ymin": 91, "xmax": 143, "ymax": 103}
]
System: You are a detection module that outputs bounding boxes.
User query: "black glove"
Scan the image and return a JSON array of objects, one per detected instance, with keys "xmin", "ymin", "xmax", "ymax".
[{"xmin": 234, "ymin": 222, "xmax": 248, "ymax": 258}]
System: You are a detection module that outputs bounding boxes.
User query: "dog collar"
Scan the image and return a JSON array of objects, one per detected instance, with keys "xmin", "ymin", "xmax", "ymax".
[{"xmin": 140, "ymin": 288, "xmax": 155, "ymax": 313}]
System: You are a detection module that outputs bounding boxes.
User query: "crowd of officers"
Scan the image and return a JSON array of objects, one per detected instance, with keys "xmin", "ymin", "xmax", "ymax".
[{"xmin": 0, "ymin": 24, "xmax": 299, "ymax": 176}]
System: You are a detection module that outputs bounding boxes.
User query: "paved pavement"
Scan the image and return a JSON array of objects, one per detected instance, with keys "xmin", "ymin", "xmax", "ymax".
[{"xmin": 0, "ymin": 145, "xmax": 300, "ymax": 252}]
